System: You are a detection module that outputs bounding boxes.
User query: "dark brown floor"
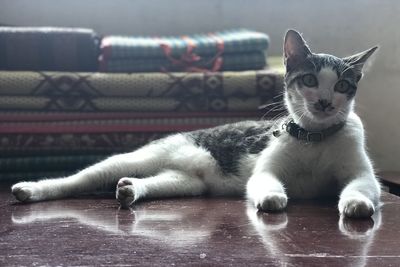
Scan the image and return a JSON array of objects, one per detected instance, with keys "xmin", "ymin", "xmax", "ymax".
[{"xmin": 1, "ymin": 185, "xmax": 400, "ymax": 267}]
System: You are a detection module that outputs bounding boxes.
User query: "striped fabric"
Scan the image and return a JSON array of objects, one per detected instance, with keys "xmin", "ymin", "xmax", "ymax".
[
  {"xmin": 0, "ymin": 155, "xmax": 105, "ymax": 173},
  {"xmin": 0, "ymin": 111, "xmax": 264, "ymax": 134},
  {"xmin": 0, "ymin": 111, "xmax": 266, "ymax": 157},
  {"xmin": 100, "ymin": 51, "xmax": 266, "ymax": 72},
  {"xmin": 100, "ymin": 29, "xmax": 269, "ymax": 72},
  {"xmin": 0, "ymin": 132, "xmax": 169, "ymax": 156},
  {"xmin": 101, "ymin": 29, "xmax": 269, "ymax": 60},
  {"xmin": 0, "ymin": 171, "xmax": 72, "ymax": 182}
]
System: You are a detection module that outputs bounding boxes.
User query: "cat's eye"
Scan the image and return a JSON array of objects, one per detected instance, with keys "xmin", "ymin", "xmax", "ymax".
[
  {"xmin": 334, "ymin": 80, "xmax": 351, "ymax": 93},
  {"xmin": 301, "ymin": 74, "xmax": 318, "ymax": 87}
]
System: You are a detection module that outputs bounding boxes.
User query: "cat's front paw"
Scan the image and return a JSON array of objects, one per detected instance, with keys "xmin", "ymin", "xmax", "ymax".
[
  {"xmin": 116, "ymin": 178, "xmax": 136, "ymax": 209},
  {"xmin": 256, "ymin": 192, "xmax": 288, "ymax": 212},
  {"xmin": 11, "ymin": 182, "xmax": 39, "ymax": 202},
  {"xmin": 339, "ymin": 196, "xmax": 375, "ymax": 218}
]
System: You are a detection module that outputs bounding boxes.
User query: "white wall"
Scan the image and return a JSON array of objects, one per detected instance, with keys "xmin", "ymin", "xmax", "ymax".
[{"xmin": 1, "ymin": 0, "xmax": 399, "ymax": 171}]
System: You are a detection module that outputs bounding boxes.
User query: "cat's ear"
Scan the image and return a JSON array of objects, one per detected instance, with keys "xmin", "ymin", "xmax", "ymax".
[
  {"xmin": 283, "ymin": 29, "xmax": 312, "ymax": 71},
  {"xmin": 342, "ymin": 46, "xmax": 378, "ymax": 81}
]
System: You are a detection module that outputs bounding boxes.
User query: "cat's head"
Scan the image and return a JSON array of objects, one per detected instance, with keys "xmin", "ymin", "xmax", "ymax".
[{"xmin": 283, "ymin": 29, "xmax": 377, "ymax": 130}]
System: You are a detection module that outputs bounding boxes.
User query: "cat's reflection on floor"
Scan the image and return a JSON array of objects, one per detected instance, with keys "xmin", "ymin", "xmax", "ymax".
[
  {"xmin": 11, "ymin": 199, "xmax": 214, "ymax": 247},
  {"xmin": 11, "ymin": 199, "xmax": 381, "ymax": 265},
  {"xmin": 246, "ymin": 203, "xmax": 382, "ymax": 267}
]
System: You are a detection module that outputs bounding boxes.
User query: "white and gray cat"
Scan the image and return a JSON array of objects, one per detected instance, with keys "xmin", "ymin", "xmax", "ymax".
[{"xmin": 11, "ymin": 29, "xmax": 381, "ymax": 218}]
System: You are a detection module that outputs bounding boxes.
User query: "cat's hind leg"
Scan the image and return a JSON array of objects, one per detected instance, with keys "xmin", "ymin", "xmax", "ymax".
[
  {"xmin": 11, "ymin": 141, "xmax": 172, "ymax": 203},
  {"xmin": 116, "ymin": 169, "xmax": 206, "ymax": 208}
]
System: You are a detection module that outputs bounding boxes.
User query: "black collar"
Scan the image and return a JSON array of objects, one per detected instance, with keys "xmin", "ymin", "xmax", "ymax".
[{"xmin": 284, "ymin": 119, "xmax": 345, "ymax": 142}]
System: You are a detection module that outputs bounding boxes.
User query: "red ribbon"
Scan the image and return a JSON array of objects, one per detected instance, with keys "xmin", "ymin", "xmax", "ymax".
[{"xmin": 159, "ymin": 34, "xmax": 224, "ymax": 72}]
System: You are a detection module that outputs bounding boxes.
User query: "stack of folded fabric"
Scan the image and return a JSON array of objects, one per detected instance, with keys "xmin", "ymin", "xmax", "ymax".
[
  {"xmin": 0, "ymin": 69, "xmax": 284, "ymax": 181},
  {"xmin": 0, "ymin": 27, "xmax": 284, "ymax": 181},
  {"xmin": 99, "ymin": 29, "xmax": 269, "ymax": 73},
  {"xmin": 0, "ymin": 27, "xmax": 99, "ymax": 72}
]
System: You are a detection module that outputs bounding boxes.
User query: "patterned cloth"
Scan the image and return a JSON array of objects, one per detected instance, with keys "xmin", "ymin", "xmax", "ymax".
[
  {"xmin": 0, "ymin": 70, "xmax": 282, "ymax": 97},
  {"xmin": 0, "ymin": 110, "xmax": 269, "ymax": 180},
  {"xmin": 0, "ymin": 111, "xmax": 264, "ymax": 156},
  {"xmin": 0, "ymin": 95, "xmax": 279, "ymax": 112},
  {"xmin": 101, "ymin": 29, "xmax": 269, "ymax": 59},
  {"xmin": 0, "ymin": 65, "xmax": 284, "ymax": 180},
  {"xmin": 0, "ymin": 27, "xmax": 99, "ymax": 72},
  {"xmin": 0, "ymin": 70, "xmax": 283, "ymax": 112},
  {"xmin": 99, "ymin": 51, "xmax": 266, "ymax": 72},
  {"xmin": 0, "ymin": 155, "xmax": 105, "ymax": 173},
  {"xmin": 100, "ymin": 29, "xmax": 269, "ymax": 72},
  {"xmin": 0, "ymin": 112, "xmax": 264, "ymax": 133},
  {"xmin": 0, "ymin": 171, "xmax": 72, "ymax": 182},
  {"xmin": 0, "ymin": 132, "xmax": 168, "ymax": 156}
]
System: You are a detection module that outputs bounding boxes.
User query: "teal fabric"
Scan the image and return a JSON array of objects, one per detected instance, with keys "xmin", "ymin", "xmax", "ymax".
[
  {"xmin": 101, "ymin": 29, "xmax": 269, "ymax": 60},
  {"xmin": 0, "ymin": 155, "xmax": 106, "ymax": 173},
  {"xmin": 101, "ymin": 51, "xmax": 267, "ymax": 72}
]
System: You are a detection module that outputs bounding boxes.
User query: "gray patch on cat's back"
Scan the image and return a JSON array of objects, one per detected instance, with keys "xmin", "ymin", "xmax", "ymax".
[{"xmin": 188, "ymin": 121, "xmax": 274, "ymax": 175}]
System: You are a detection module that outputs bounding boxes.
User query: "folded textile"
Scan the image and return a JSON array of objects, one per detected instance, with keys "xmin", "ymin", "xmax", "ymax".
[
  {"xmin": 0, "ymin": 70, "xmax": 283, "ymax": 98},
  {"xmin": 99, "ymin": 51, "xmax": 266, "ymax": 72},
  {"xmin": 0, "ymin": 111, "xmax": 264, "ymax": 122},
  {"xmin": 101, "ymin": 29, "xmax": 269, "ymax": 60},
  {"xmin": 0, "ymin": 95, "xmax": 278, "ymax": 112},
  {"xmin": 0, "ymin": 132, "xmax": 168, "ymax": 156},
  {"xmin": 0, "ymin": 112, "xmax": 264, "ymax": 134},
  {"xmin": 0, "ymin": 171, "xmax": 72, "ymax": 182},
  {"xmin": 0, "ymin": 155, "xmax": 106, "ymax": 173},
  {"xmin": 0, "ymin": 27, "xmax": 99, "ymax": 71},
  {"xmin": 0, "ymin": 112, "xmax": 265, "ymax": 156}
]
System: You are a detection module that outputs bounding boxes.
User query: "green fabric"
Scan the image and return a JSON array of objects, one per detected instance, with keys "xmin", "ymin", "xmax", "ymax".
[
  {"xmin": 101, "ymin": 52, "xmax": 267, "ymax": 72},
  {"xmin": 101, "ymin": 29, "xmax": 269, "ymax": 59},
  {"xmin": 0, "ymin": 171, "xmax": 72, "ymax": 182},
  {"xmin": 0, "ymin": 155, "xmax": 106, "ymax": 173}
]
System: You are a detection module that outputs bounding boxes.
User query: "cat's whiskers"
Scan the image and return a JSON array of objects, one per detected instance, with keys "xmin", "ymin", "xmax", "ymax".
[
  {"xmin": 258, "ymin": 100, "xmax": 284, "ymax": 110},
  {"xmin": 267, "ymin": 111, "xmax": 289, "ymax": 129},
  {"xmin": 293, "ymin": 108, "xmax": 307, "ymax": 125},
  {"xmin": 260, "ymin": 103, "xmax": 287, "ymax": 121},
  {"xmin": 273, "ymin": 92, "xmax": 285, "ymax": 100},
  {"xmin": 264, "ymin": 110, "xmax": 286, "ymax": 123}
]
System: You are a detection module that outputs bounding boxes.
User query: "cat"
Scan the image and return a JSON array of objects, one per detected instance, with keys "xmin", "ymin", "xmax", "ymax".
[{"xmin": 11, "ymin": 29, "xmax": 381, "ymax": 218}]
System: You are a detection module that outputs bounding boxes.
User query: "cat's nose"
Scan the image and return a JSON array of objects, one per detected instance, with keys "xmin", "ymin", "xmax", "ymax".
[{"xmin": 315, "ymin": 99, "xmax": 332, "ymax": 111}]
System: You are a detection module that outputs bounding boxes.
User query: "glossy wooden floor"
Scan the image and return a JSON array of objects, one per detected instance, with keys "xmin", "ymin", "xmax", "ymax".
[{"xmin": 1, "ymin": 185, "xmax": 400, "ymax": 266}]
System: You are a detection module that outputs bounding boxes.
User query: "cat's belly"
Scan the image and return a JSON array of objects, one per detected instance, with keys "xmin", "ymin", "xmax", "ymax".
[{"xmin": 282, "ymin": 173, "xmax": 340, "ymax": 199}]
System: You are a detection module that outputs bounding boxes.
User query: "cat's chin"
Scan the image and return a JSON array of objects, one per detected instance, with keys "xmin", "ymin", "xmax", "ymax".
[
  {"xmin": 299, "ymin": 110, "xmax": 344, "ymax": 129},
  {"xmin": 312, "ymin": 112, "xmax": 334, "ymax": 121},
  {"xmin": 313, "ymin": 115, "xmax": 345, "ymax": 128}
]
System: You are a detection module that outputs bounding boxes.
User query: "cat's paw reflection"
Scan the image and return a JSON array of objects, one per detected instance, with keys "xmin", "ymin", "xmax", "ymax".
[
  {"xmin": 11, "ymin": 205, "xmax": 39, "ymax": 224},
  {"xmin": 338, "ymin": 209, "xmax": 382, "ymax": 239},
  {"xmin": 246, "ymin": 202, "xmax": 288, "ymax": 231},
  {"xmin": 255, "ymin": 211, "xmax": 288, "ymax": 231}
]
